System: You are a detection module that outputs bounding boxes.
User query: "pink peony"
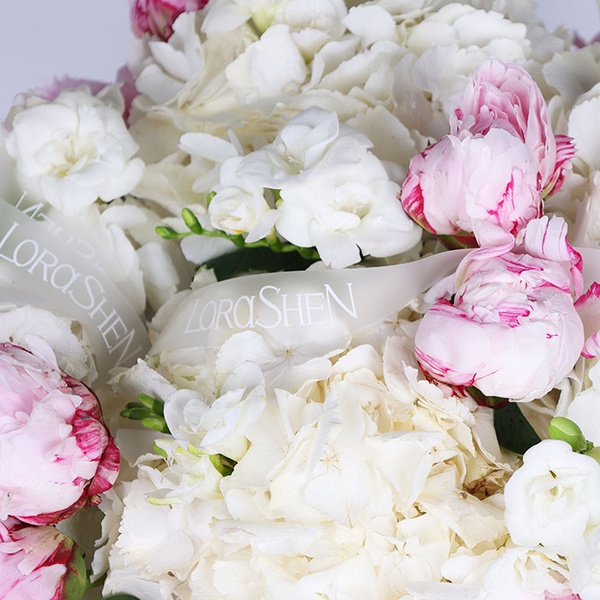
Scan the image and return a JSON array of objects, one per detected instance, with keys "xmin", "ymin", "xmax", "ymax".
[
  {"xmin": 131, "ymin": 0, "xmax": 210, "ymax": 40},
  {"xmin": 0, "ymin": 343, "xmax": 119, "ymax": 526},
  {"xmin": 452, "ymin": 59, "xmax": 575, "ymax": 197},
  {"xmin": 400, "ymin": 128, "xmax": 542, "ymax": 248},
  {"xmin": 414, "ymin": 217, "xmax": 585, "ymax": 402},
  {"xmin": 400, "ymin": 60, "xmax": 575, "ymax": 249},
  {"xmin": 0, "ymin": 519, "xmax": 87, "ymax": 600}
]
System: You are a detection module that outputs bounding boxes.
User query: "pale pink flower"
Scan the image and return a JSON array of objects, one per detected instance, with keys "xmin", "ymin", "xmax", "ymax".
[
  {"xmin": 414, "ymin": 217, "xmax": 585, "ymax": 402},
  {"xmin": 400, "ymin": 128, "xmax": 542, "ymax": 248},
  {"xmin": 452, "ymin": 59, "xmax": 575, "ymax": 197},
  {"xmin": 0, "ymin": 343, "xmax": 119, "ymax": 526},
  {"xmin": 0, "ymin": 519, "xmax": 87, "ymax": 600},
  {"xmin": 131, "ymin": 0, "xmax": 210, "ymax": 40}
]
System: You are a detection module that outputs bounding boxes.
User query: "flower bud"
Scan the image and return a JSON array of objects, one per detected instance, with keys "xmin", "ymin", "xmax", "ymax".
[{"xmin": 548, "ymin": 417, "xmax": 589, "ymax": 453}]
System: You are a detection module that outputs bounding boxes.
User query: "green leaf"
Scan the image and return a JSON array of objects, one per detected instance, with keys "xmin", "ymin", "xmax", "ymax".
[
  {"xmin": 205, "ymin": 246, "xmax": 317, "ymax": 281},
  {"xmin": 493, "ymin": 402, "xmax": 541, "ymax": 456}
]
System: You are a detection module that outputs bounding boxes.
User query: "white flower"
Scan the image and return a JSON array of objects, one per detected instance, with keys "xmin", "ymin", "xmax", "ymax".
[
  {"xmin": 0, "ymin": 304, "xmax": 94, "ymax": 382},
  {"xmin": 4, "ymin": 89, "xmax": 144, "ymax": 216},
  {"xmin": 216, "ymin": 329, "xmax": 348, "ymax": 394},
  {"xmin": 133, "ymin": 12, "xmax": 205, "ymax": 104},
  {"xmin": 208, "ymin": 157, "xmax": 277, "ymax": 241},
  {"xmin": 393, "ymin": 4, "xmax": 530, "ymax": 138},
  {"xmin": 276, "ymin": 139, "xmax": 421, "ymax": 267},
  {"xmin": 235, "ymin": 106, "xmax": 370, "ymax": 188},
  {"xmin": 225, "ymin": 24, "xmax": 308, "ymax": 102},
  {"xmin": 164, "ymin": 373, "xmax": 267, "ymax": 462},
  {"xmin": 504, "ymin": 439, "xmax": 600, "ymax": 557},
  {"xmin": 103, "ymin": 464, "xmax": 226, "ymax": 595},
  {"xmin": 568, "ymin": 82, "xmax": 600, "ymax": 173},
  {"xmin": 274, "ymin": 0, "xmax": 348, "ymax": 58},
  {"xmin": 202, "ymin": 0, "xmax": 283, "ymax": 34},
  {"xmin": 566, "ymin": 360, "xmax": 600, "ymax": 446}
]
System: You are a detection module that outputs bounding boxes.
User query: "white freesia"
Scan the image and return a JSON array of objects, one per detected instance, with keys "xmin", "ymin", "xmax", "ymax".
[
  {"xmin": 569, "ymin": 526, "xmax": 600, "ymax": 598},
  {"xmin": 277, "ymin": 140, "xmax": 421, "ymax": 267},
  {"xmin": 208, "ymin": 157, "xmax": 277, "ymax": 241},
  {"xmin": 164, "ymin": 373, "xmax": 267, "ymax": 461},
  {"xmin": 504, "ymin": 439, "xmax": 600, "ymax": 557},
  {"xmin": 4, "ymin": 88, "xmax": 144, "ymax": 216}
]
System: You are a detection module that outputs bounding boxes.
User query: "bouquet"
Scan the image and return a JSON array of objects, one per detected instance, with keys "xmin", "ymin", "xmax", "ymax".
[{"xmin": 5, "ymin": 1, "xmax": 600, "ymax": 599}]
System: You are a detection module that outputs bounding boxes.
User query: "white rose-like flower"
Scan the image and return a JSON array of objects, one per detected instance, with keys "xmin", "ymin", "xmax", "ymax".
[
  {"xmin": 504, "ymin": 439, "xmax": 600, "ymax": 557},
  {"xmin": 5, "ymin": 88, "xmax": 144, "ymax": 216}
]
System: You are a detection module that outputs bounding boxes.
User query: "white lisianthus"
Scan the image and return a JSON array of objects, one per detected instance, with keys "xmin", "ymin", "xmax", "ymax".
[
  {"xmin": 4, "ymin": 88, "xmax": 144, "ymax": 217},
  {"xmin": 225, "ymin": 24, "xmax": 308, "ymax": 101},
  {"xmin": 504, "ymin": 439, "xmax": 600, "ymax": 557}
]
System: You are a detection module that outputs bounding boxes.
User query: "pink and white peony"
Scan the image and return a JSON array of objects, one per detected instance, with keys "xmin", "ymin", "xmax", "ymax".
[
  {"xmin": 452, "ymin": 59, "xmax": 575, "ymax": 197},
  {"xmin": 414, "ymin": 217, "xmax": 585, "ymax": 402},
  {"xmin": 0, "ymin": 343, "xmax": 119, "ymax": 525},
  {"xmin": 400, "ymin": 128, "xmax": 542, "ymax": 248},
  {"xmin": 0, "ymin": 519, "xmax": 87, "ymax": 600},
  {"xmin": 400, "ymin": 59, "xmax": 575, "ymax": 248}
]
